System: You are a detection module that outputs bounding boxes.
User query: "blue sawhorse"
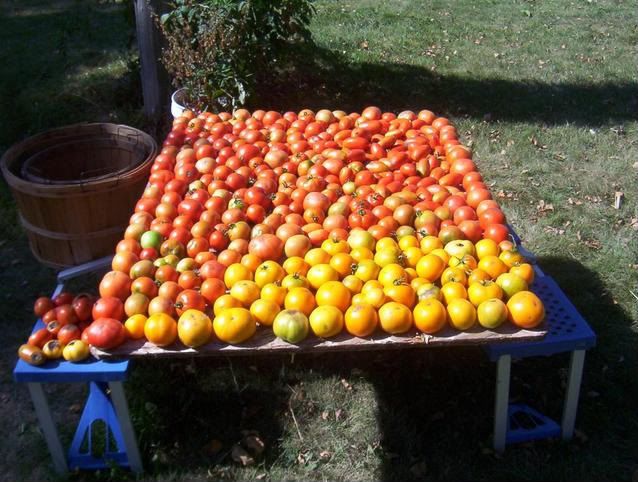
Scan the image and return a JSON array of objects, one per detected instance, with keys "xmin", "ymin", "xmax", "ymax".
[
  {"xmin": 13, "ymin": 257, "xmax": 142, "ymax": 474},
  {"xmin": 484, "ymin": 232, "xmax": 597, "ymax": 452}
]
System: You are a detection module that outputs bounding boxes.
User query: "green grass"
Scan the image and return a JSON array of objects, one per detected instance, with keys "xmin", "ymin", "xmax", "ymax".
[{"xmin": 1, "ymin": 0, "xmax": 637, "ymax": 481}]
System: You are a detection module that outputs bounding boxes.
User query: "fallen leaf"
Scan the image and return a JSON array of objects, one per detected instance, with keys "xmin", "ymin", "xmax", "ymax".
[
  {"xmin": 335, "ymin": 409, "xmax": 343, "ymax": 420},
  {"xmin": 340, "ymin": 378, "xmax": 353, "ymax": 391},
  {"xmin": 544, "ymin": 226, "xmax": 565, "ymax": 235},
  {"xmin": 529, "ymin": 136, "xmax": 547, "ymax": 150},
  {"xmin": 536, "ymin": 200, "xmax": 554, "ymax": 214},
  {"xmin": 321, "ymin": 411, "xmax": 330, "ymax": 420},
  {"xmin": 360, "ymin": 40, "xmax": 369, "ymax": 50},
  {"xmin": 256, "ymin": 473, "xmax": 266, "ymax": 480},
  {"xmin": 319, "ymin": 450, "xmax": 331, "ymax": 461},
  {"xmin": 629, "ymin": 218, "xmax": 638, "ymax": 231},
  {"xmin": 232, "ymin": 444, "xmax": 255, "ymax": 466},
  {"xmin": 68, "ymin": 403, "xmax": 82, "ymax": 414}
]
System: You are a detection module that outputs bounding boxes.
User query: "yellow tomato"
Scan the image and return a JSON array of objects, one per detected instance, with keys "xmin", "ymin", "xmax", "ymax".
[
  {"xmin": 342, "ymin": 275, "xmax": 363, "ymax": 294},
  {"xmin": 281, "ymin": 273, "xmax": 310, "ymax": 290},
  {"xmin": 213, "ymin": 307, "xmax": 256, "ymax": 344},
  {"xmin": 307, "ymin": 264, "xmax": 339, "ymax": 290},
  {"xmin": 410, "ymin": 277, "xmax": 429, "ymax": 291},
  {"xmin": 477, "ymin": 299, "xmax": 508, "ymax": 329},
  {"xmin": 230, "ymin": 280, "xmax": 261, "ymax": 307},
  {"xmin": 378, "ymin": 263, "xmax": 407, "ymax": 287},
  {"xmin": 353, "ymin": 259, "xmax": 381, "ymax": 282},
  {"xmin": 415, "ymin": 283, "xmax": 442, "ymax": 302},
  {"xmin": 440, "ymin": 267, "xmax": 468, "ymax": 286},
  {"xmin": 177, "ymin": 309, "xmax": 213, "ymax": 347},
  {"xmin": 124, "ymin": 314, "xmax": 147, "ymax": 340},
  {"xmin": 347, "ymin": 230, "xmax": 375, "ymax": 251},
  {"xmin": 224, "ymin": 263, "xmax": 253, "ymax": 289},
  {"xmin": 510, "ymin": 263, "xmax": 535, "ymax": 285},
  {"xmin": 446, "ymin": 299, "xmax": 477, "ymax": 330},
  {"xmin": 363, "ymin": 287, "xmax": 387, "ymax": 309},
  {"xmin": 321, "ymin": 238, "xmax": 350, "ymax": 256},
  {"xmin": 467, "ymin": 269, "xmax": 491, "ymax": 285},
  {"xmin": 416, "ymin": 254, "xmax": 446, "ymax": 282},
  {"xmin": 213, "ymin": 294, "xmax": 242, "ymax": 316},
  {"xmin": 344, "ymin": 303, "xmax": 378, "ymax": 337},
  {"xmin": 400, "ymin": 247, "xmax": 421, "ymax": 270},
  {"xmin": 404, "ymin": 267, "xmax": 418, "ymax": 282},
  {"xmin": 330, "ymin": 252, "xmax": 355, "ymax": 278},
  {"xmin": 414, "ymin": 299, "xmax": 448, "ymax": 334},
  {"xmin": 398, "ymin": 235, "xmax": 419, "ymax": 251},
  {"xmin": 250, "ymin": 299, "xmax": 280, "ymax": 326},
  {"xmin": 374, "ymin": 247, "xmax": 403, "ymax": 268},
  {"xmin": 478, "ymin": 256, "xmax": 509, "ymax": 279},
  {"xmin": 362, "ymin": 280, "xmax": 384, "ymax": 293},
  {"xmin": 430, "ymin": 248, "xmax": 450, "ymax": 264},
  {"xmin": 240, "ymin": 253, "xmax": 262, "ymax": 273},
  {"xmin": 378, "ymin": 302, "xmax": 413, "ymax": 334},
  {"xmin": 350, "ymin": 247, "xmax": 374, "ymax": 262},
  {"xmin": 376, "ymin": 237, "xmax": 398, "ymax": 251},
  {"xmin": 254, "ymin": 261, "xmax": 285, "ymax": 288},
  {"xmin": 284, "ymin": 287, "xmax": 316, "ymax": 316},
  {"xmin": 440, "ymin": 281, "xmax": 468, "ymax": 305},
  {"xmin": 283, "ymin": 256, "xmax": 310, "ymax": 276},
  {"xmin": 309, "ymin": 305, "xmax": 344, "ymax": 338},
  {"xmin": 475, "ymin": 239, "xmax": 500, "ymax": 260},
  {"xmin": 304, "ymin": 248, "xmax": 331, "ymax": 266},
  {"xmin": 467, "ymin": 280, "xmax": 504, "ymax": 307},
  {"xmin": 144, "ymin": 313, "xmax": 178, "ymax": 346},
  {"xmin": 351, "ymin": 293, "xmax": 366, "ymax": 305},
  {"xmin": 261, "ymin": 282, "xmax": 287, "ymax": 306},
  {"xmin": 420, "ymin": 236, "xmax": 443, "ymax": 254}
]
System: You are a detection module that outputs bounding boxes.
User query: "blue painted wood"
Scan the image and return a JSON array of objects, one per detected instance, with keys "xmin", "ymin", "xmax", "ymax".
[{"xmin": 68, "ymin": 382, "xmax": 130, "ymax": 470}]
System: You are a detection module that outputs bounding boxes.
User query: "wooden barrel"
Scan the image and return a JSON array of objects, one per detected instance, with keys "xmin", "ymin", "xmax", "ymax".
[{"xmin": 1, "ymin": 123, "xmax": 158, "ymax": 268}]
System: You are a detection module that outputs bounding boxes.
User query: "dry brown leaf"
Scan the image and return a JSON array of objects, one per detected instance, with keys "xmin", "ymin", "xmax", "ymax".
[
  {"xmin": 243, "ymin": 434, "xmax": 265, "ymax": 456},
  {"xmin": 629, "ymin": 218, "xmax": 638, "ymax": 230},
  {"xmin": 544, "ymin": 226, "xmax": 565, "ymax": 235},
  {"xmin": 529, "ymin": 136, "xmax": 547, "ymax": 150},
  {"xmin": 536, "ymin": 200, "xmax": 554, "ymax": 214},
  {"xmin": 321, "ymin": 410, "xmax": 330, "ymax": 420},
  {"xmin": 335, "ymin": 409, "xmax": 343, "ymax": 420},
  {"xmin": 360, "ymin": 40, "xmax": 369, "ymax": 50},
  {"xmin": 319, "ymin": 450, "xmax": 331, "ymax": 461},
  {"xmin": 340, "ymin": 378, "xmax": 353, "ymax": 390}
]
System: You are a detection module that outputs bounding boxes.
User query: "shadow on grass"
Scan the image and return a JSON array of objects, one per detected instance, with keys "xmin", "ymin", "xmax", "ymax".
[{"xmin": 256, "ymin": 45, "xmax": 638, "ymax": 127}]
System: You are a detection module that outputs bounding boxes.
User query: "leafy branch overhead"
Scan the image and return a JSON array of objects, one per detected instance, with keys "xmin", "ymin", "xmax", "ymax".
[{"xmin": 158, "ymin": 0, "xmax": 316, "ymax": 111}]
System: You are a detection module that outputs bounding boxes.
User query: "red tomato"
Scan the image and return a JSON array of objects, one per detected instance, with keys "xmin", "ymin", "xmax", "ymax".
[
  {"xmin": 92, "ymin": 297, "xmax": 125, "ymax": 321},
  {"xmin": 86, "ymin": 318, "xmax": 126, "ymax": 349}
]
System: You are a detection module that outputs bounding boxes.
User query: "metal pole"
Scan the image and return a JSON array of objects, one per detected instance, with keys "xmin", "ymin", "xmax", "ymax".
[{"xmin": 493, "ymin": 355, "xmax": 511, "ymax": 453}]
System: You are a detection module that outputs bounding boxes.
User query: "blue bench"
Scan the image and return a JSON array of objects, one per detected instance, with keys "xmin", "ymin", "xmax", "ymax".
[{"xmin": 13, "ymin": 257, "xmax": 142, "ymax": 474}]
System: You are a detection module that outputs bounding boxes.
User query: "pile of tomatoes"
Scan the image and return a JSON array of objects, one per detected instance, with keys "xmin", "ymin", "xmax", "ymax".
[{"xmin": 21, "ymin": 106, "xmax": 547, "ymax": 362}]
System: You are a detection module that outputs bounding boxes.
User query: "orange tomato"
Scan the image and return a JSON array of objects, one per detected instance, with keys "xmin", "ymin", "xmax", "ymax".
[
  {"xmin": 309, "ymin": 305, "xmax": 344, "ymax": 338},
  {"xmin": 321, "ymin": 238, "xmax": 350, "ymax": 256},
  {"xmin": 446, "ymin": 299, "xmax": 477, "ymax": 330},
  {"xmin": 383, "ymin": 283, "xmax": 416, "ymax": 308},
  {"xmin": 416, "ymin": 254, "xmax": 446, "ymax": 282},
  {"xmin": 429, "ymin": 248, "xmax": 450, "ymax": 265},
  {"xmin": 304, "ymin": 247, "xmax": 331, "ymax": 266},
  {"xmin": 354, "ymin": 260, "xmax": 381, "ymax": 282},
  {"xmin": 330, "ymin": 252, "xmax": 355, "ymax": 278},
  {"xmin": 315, "ymin": 281, "xmax": 352, "ymax": 312},
  {"xmin": 402, "ymin": 247, "xmax": 423, "ymax": 269},
  {"xmin": 477, "ymin": 256, "xmax": 509, "ymax": 279},
  {"xmin": 510, "ymin": 263, "xmax": 535, "ymax": 285},
  {"xmin": 284, "ymin": 287, "xmax": 316, "ymax": 316},
  {"xmin": 378, "ymin": 263, "xmax": 407, "ymax": 287},
  {"xmin": 342, "ymin": 275, "xmax": 363, "ymax": 294},
  {"xmin": 420, "ymin": 236, "xmax": 443, "ymax": 254},
  {"xmin": 282, "ymin": 256, "xmax": 310, "ymax": 276},
  {"xmin": 507, "ymin": 291, "xmax": 545, "ymax": 328},
  {"xmin": 240, "ymin": 253, "xmax": 262, "ymax": 273},
  {"xmin": 413, "ymin": 299, "xmax": 447, "ymax": 334},
  {"xmin": 250, "ymin": 299, "xmax": 280, "ymax": 326},
  {"xmin": 344, "ymin": 304, "xmax": 378, "ymax": 337},
  {"xmin": 281, "ymin": 273, "xmax": 310, "ymax": 289},
  {"xmin": 440, "ymin": 267, "xmax": 468, "ymax": 286},
  {"xmin": 499, "ymin": 249, "xmax": 525, "ymax": 268},
  {"xmin": 467, "ymin": 269, "xmax": 491, "ymax": 285},
  {"xmin": 440, "ymin": 282, "xmax": 468, "ymax": 305},
  {"xmin": 378, "ymin": 302, "xmax": 413, "ymax": 334},
  {"xmin": 350, "ymin": 247, "xmax": 374, "ymax": 262},
  {"xmin": 363, "ymin": 286, "xmax": 387, "ymax": 309},
  {"xmin": 213, "ymin": 307, "xmax": 256, "ymax": 344},
  {"xmin": 448, "ymin": 254, "xmax": 478, "ymax": 271},
  {"xmin": 124, "ymin": 314, "xmax": 147, "ymax": 339},
  {"xmin": 254, "ymin": 260, "xmax": 285, "ymax": 288},
  {"xmin": 144, "ymin": 313, "xmax": 178, "ymax": 346}
]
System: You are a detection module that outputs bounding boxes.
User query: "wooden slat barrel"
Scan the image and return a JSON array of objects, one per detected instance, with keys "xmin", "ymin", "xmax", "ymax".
[{"xmin": 1, "ymin": 123, "xmax": 158, "ymax": 268}]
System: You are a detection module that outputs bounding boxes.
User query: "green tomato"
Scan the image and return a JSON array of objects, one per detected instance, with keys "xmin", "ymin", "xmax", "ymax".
[
  {"xmin": 140, "ymin": 230, "xmax": 162, "ymax": 250},
  {"xmin": 62, "ymin": 340, "xmax": 90, "ymax": 362},
  {"xmin": 273, "ymin": 310, "xmax": 309, "ymax": 344}
]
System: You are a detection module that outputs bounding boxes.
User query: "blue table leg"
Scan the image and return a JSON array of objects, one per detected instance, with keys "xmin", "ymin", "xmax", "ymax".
[
  {"xmin": 109, "ymin": 382, "xmax": 143, "ymax": 472},
  {"xmin": 493, "ymin": 355, "xmax": 511, "ymax": 453},
  {"xmin": 27, "ymin": 383, "xmax": 68, "ymax": 474},
  {"xmin": 562, "ymin": 349, "xmax": 586, "ymax": 440}
]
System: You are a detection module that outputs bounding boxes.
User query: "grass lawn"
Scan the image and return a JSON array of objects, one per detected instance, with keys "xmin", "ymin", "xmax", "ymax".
[{"xmin": 1, "ymin": 0, "xmax": 637, "ymax": 480}]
